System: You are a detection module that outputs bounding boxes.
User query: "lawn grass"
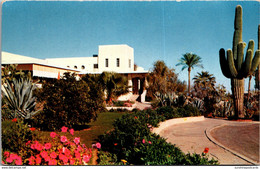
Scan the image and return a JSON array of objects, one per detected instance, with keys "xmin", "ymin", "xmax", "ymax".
[{"xmin": 35, "ymin": 111, "xmax": 127, "ymax": 147}]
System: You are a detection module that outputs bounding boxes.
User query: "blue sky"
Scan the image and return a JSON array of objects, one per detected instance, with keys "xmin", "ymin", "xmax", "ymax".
[{"xmin": 2, "ymin": 1, "xmax": 259, "ymax": 92}]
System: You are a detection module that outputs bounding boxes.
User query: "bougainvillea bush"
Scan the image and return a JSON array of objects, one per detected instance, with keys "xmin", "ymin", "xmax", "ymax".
[
  {"xmin": 98, "ymin": 107, "xmax": 218, "ymax": 165},
  {"xmin": 2, "ymin": 126, "xmax": 100, "ymax": 165}
]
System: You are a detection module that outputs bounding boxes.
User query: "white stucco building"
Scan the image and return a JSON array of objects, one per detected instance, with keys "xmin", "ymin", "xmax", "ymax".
[
  {"xmin": 2, "ymin": 44, "xmax": 149, "ymax": 102},
  {"xmin": 45, "ymin": 44, "xmax": 145, "ymax": 74}
]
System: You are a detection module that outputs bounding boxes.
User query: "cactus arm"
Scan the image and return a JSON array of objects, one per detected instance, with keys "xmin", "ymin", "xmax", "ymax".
[
  {"xmin": 237, "ymin": 42, "xmax": 245, "ymax": 72},
  {"xmin": 247, "ymin": 40, "xmax": 255, "ymax": 52},
  {"xmin": 219, "ymin": 48, "xmax": 232, "ymax": 78},
  {"xmin": 243, "ymin": 49, "xmax": 253, "ymax": 77},
  {"xmin": 250, "ymin": 50, "xmax": 260, "ymax": 74},
  {"xmin": 227, "ymin": 49, "xmax": 238, "ymax": 77}
]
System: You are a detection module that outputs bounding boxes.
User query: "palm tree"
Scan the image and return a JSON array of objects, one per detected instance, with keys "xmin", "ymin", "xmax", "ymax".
[
  {"xmin": 193, "ymin": 71, "xmax": 216, "ymax": 90},
  {"xmin": 176, "ymin": 53, "xmax": 203, "ymax": 94},
  {"xmin": 99, "ymin": 72, "xmax": 129, "ymax": 102}
]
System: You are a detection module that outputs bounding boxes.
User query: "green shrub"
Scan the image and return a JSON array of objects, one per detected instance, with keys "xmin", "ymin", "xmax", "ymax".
[
  {"xmin": 97, "ymin": 151, "xmax": 121, "ymax": 165},
  {"xmin": 185, "ymin": 153, "xmax": 219, "ymax": 165},
  {"xmin": 35, "ymin": 73, "xmax": 104, "ymax": 131},
  {"xmin": 112, "ymin": 101, "xmax": 124, "ymax": 107},
  {"xmin": 177, "ymin": 105, "xmax": 201, "ymax": 117},
  {"xmin": 156, "ymin": 106, "xmax": 181, "ymax": 119},
  {"xmin": 2, "ymin": 120, "xmax": 35, "ymax": 154}
]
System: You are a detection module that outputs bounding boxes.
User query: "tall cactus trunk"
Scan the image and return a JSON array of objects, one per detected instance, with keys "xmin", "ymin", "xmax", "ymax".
[{"xmin": 231, "ymin": 78, "xmax": 244, "ymax": 118}]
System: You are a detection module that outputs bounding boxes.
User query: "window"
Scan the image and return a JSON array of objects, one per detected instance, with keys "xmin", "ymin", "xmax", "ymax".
[
  {"xmin": 74, "ymin": 65, "xmax": 77, "ymax": 69},
  {"xmin": 117, "ymin": 58, "xmax": 120, "ymax": 67},
  {"xmin": 94, "ymin": 64, "xmax": 98, "ymax": 69},
  {"xmin": 105, "ymin": 58, "xmax": 109, "ymax": 67},
  {"xmin": 81, "ymin": 65, "xmax": 85, "ymax": 69},
  {"xmin": 93, "ymin": 54, "xmax": 98, "ymax": 57},
  {"xmin": 129, "ymin": 59, "xmax": 131, "ymax": 68}
]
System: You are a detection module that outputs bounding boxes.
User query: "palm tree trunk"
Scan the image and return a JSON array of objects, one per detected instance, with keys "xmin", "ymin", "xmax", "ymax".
[
  {"xmin": 188, "ymin": 67, "xmax": 191, "ymax": 94},
  {"xmin": 248, "ymin": 75, "xmax": 252, "ymax": 101},
  {"xmin": 231, "ymin": 78, "xmax": 244, "ymax": 119}
]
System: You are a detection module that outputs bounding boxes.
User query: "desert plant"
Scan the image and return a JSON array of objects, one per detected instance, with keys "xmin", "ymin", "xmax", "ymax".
[
  {"xmin": 176, "ymin": 53, "xmax": 203, "ymax": 94},
  {"xmin": 173, "ymin": 95, "xmax": 187, "ymax": 107},
  {"xmin": 192, "ymin": 98, "xmax": 204, "ymax": 112},
  {"xmin": 1, "ymin": 78, "xmax": 39, "ymax": 119},
  {"xmin": 219, "ymin": 5, "xmax": 260, "ymax": 119}
]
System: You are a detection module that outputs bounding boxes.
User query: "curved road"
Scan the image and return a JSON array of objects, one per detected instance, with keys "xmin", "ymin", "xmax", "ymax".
[{"xmin": 158, "ymin": 118, "xmax": 259, "ymax": 165}]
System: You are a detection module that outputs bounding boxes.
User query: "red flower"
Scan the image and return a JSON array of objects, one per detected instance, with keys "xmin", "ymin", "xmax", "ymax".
[
  {"xmin": 40, "ymin": 151, "xmax": 48, "ymax": 158},
  {"xmin": 35, "ymin": 143, "xmax": 44, "ymax": 151},
  {"xmin": 69, "ymin": 129, "xmax": 74, "ymax": 135},
  {"xmin": 4, "ymin": 151, "xmax": 10, "ymax": 157},
  {"xmin": 44, "ymin": 143, "xmax": 52, "ymax": 150},
  {"xmin": 203, "ymin": 147, "xmax": 209, "ymax": 154},
  {"xmin": 134, "ymin": 116, "xmax": 138, "ymax": 119},
  {"xmin": 15, "ymin": 157, "xmax": 22, "ymax": 165},
  {"xmin": 50, "ymin": 152, "xmax": 57, "ymax": 159},
  {"xmin": 70, "ymin": 158, "xmax": 75, "ymax": 165},
  {"xmin": 28, "ymin": 156, "xmax": 35, "ymax": 165},
  {"xmin": 148, "ymin": 141, "xmax": 152, "ymax": 144},
  {"xmin": 96, "ymin": 142, "xmax": 101, "ymax": 149},
  {"xmin": 25, "ymin": 141, "xmax": 31, "ymax": 146},
  {"xmin": 5, "ymin": 157, "xmax": 13, "ymax": 163},
  {"xmin": 30, "ymin": 127, "xmax": 36, "ymax": 131},
  {"xmin": 142, "ymin": 139, "xmax": 146, "ymax": 144},
  {"xmin": 74, "ymin": 137, "xmax": 80, "ymax": 144},
  {"xmin": 45, "ymin": 156, "xmax": 51, "ymax": 162},
  {"xmin": 35, "ymin": 156, "xmax": 41, "ymax": 165},
  {"xmin": 12, "ymin": 118, "xmax": 17, "ymax": 122},
  {"xmin": 83, "ymin": 154, "xmax": 91, "ymax": 163},
  {"xmin": 48, "ymin": 159, "xmax": 57, "ymax": 165},
  {"xmin": 114, "ymin": 143, "xmax": 118, "ymax": 146},
  {"xmin": 64, "ymin": 149, "xmax": 71, "ymax": 157},
  {"xmin": 61, "ymin": 126, "xmax": 68, "ymax": 132},
  {"xmin": 60, "ymin": 136, "xmax": 68, "ymax": 143},
  {"xmin": 50, "ymin": 132, "xmax": 57, "ymax": 138}
]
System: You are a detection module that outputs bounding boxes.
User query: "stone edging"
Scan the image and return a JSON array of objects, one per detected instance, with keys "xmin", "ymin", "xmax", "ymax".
[
  {"xmin": 205, "ymin": 124, "xmax": 258, "ymax": 165},
  {"xmin": 152, "ymin": 116, "xmax": 205, "ymax": 135}
]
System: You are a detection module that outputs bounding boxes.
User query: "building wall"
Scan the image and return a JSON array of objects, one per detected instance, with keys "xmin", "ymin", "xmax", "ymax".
[
  {"xmin": 17, "ymin": 64, "xmax": 33, "ymax": 71},
  {"xmin": 98, "ymin": 45, "xmax": 134, "ymax": 73},
  {"xmin": 33, "ymin": 64, "xmax": 78, "ymax": 79},
  {"xmin": 45, "ymin": 57, "xmax": 98, "ymax": 73}
]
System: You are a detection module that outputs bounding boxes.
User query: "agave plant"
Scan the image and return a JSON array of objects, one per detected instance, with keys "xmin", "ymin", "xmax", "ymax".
[
  {"xmin": 1, "ymin": 78, "xmax": 39, "ymax": 119},
  {"xmin": 192, "ymin": 98, "xmax": 204, "ymax": 112}
]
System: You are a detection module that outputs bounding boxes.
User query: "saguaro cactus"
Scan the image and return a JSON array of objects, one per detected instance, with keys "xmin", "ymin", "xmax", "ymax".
[{"xmin": 219, "ymin": 5, "xmax": 260, "ymax": 119}]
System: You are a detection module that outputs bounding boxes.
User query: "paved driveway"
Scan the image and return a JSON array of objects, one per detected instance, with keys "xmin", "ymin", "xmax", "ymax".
[{"xmin": 158, "ymin": 118, "xmax": 259, "ymax": 165}]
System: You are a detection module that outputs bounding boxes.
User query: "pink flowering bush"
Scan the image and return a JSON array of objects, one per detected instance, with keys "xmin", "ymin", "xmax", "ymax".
[{"xmin": 2, "ymin": 126, "xmax": 101, "ymax": 165}]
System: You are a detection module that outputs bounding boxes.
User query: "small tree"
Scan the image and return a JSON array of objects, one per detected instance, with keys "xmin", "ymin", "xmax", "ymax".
[
  {"xmin": 35, "ymin": 72, "xmax": 104, "ymax": 130},
  {"xmin": 147, "ymin": 60, "xmax": 186, "ymax": 106}
]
